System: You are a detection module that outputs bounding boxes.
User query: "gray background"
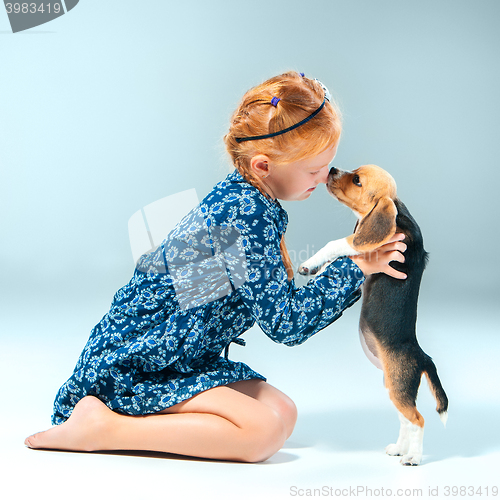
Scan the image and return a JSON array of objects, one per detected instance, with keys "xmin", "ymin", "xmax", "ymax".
[
  {"xmin": 1, "ymin": 0, "xmax": 498, "ymax": 316},
  {"xmin": 1, "ymin": 1, "xmax": 499, "ymax": 498}
]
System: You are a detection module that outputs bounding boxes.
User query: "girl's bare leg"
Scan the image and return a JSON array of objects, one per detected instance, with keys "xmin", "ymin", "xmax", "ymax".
[
  {"xmin": 24, "ymin": 381, "xmax": 296, "ymax": 463},
  {"xmin": 227, "ymin": 379, "xmax": 297, "ymax": 439}
]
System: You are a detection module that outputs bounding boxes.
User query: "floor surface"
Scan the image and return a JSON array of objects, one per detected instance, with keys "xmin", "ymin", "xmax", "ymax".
[{"xmin": 1, "ymin": 299, "xmax": 498, "ymax": 499}]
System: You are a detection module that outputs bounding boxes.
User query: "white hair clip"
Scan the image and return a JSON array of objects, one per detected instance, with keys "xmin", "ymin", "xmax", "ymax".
[{"xmin": 314, "ymin": 78, "xmax": 331, "ymax": 102}]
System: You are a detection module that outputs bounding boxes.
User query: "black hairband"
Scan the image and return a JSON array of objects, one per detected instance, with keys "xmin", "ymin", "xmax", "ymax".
[{"xmin": 235, "ymin": 97, "xmax": 327, "ymax": 143}]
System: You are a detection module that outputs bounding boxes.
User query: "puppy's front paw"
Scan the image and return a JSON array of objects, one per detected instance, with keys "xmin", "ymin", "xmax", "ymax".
[{"xmin": 298, "ymin": 263, "xmax": 320, "ymax": 276}]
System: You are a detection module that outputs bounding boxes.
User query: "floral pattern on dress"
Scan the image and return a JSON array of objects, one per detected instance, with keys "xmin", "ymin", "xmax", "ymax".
[{"xmin": 51, "ymin": 170, "xmax": 365, "ymax": 425}]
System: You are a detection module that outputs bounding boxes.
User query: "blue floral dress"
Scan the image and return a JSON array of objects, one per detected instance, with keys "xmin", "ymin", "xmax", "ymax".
[{"xmin": 52, "ymin": 170, "xmax": 365, "ymax": 425}]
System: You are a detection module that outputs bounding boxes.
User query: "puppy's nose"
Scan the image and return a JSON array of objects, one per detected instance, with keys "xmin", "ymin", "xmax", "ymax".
[{"xmin": 329, "ymin": 167, "xmax": 338, "ymax": 176}]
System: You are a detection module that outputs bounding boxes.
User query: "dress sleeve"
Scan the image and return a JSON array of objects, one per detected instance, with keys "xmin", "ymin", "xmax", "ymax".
[{"xmin": 227, "ymin": 207, "xmax": 365, "ymax": 347}]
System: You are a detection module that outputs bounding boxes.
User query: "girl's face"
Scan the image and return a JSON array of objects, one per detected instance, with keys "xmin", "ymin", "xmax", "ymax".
[{"xmin": 257, "ymin": 144, "xmax": 338, "ymax": 201}]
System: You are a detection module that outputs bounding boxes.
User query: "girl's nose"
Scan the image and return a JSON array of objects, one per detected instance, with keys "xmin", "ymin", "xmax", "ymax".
[{"xmin": 319, "ymin": 167, "xmax": 330, "ymax": 184}]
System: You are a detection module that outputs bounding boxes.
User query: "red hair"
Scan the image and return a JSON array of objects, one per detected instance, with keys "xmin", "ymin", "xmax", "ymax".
[{"xmin": 224, "ymin": 71, "xmax": 342, "ymax": 280}]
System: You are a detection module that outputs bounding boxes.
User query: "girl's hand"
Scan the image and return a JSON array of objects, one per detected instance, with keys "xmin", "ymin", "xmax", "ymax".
[{"xmin": 350, "ymin": 233, "xmax": 407, "ymax": 280}]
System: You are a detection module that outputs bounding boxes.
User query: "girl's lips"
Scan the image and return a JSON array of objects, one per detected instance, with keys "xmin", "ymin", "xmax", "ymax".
[{"xmin": 307, "ymin": 187, "xmax": 316, "ymax": 192}]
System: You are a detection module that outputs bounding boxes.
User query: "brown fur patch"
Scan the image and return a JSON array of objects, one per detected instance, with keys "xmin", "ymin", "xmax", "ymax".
[
  {"xmin": 377, "ymin": 346, "xmax": 425, "ymax": 428},
  {"xmin": 352, "ymin": 196, "xmax": 397, "ymax": 252}
]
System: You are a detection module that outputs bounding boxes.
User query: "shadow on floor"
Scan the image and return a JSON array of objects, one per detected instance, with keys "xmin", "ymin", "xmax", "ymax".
[
  {"xmin": 29, "ymin": 446, "xmax": 300, "ymax": 465},
  {"xmin": 291, "ymin": 404, "xmax": 500, "ymax": 463}
]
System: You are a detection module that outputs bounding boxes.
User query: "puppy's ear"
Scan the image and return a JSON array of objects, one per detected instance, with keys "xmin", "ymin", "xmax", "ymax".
[{"xmin": 350, "ymin": 197, "xmax": 397, "ymax": 252}]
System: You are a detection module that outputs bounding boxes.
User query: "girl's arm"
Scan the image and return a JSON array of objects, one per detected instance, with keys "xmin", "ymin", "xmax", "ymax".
[{"xmin": 226, "ymin": 212, "xmax": 365, "ymax": 346}]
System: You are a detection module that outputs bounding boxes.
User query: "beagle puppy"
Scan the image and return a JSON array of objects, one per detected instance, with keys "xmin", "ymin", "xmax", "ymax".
[{"xmin": 299, "ymin": 164, "xmax": 448, "ymax": 466}]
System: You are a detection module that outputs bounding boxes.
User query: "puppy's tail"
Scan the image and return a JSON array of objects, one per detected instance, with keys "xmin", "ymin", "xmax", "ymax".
[{"xmin": 424, "ymin": 358, "xmax": 448, "ymax": 427}]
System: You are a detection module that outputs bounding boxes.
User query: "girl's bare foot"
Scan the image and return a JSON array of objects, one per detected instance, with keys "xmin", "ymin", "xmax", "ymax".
[{"xmin": 24, "ymin": 396, "xmax": 115, "ymax": 452}]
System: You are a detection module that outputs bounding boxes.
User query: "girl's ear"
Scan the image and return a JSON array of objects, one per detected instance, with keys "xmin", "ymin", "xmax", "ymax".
[
  {"xmin": 250, "ymin": 155, "xmax": 271, "ymax": 179},
  {"xmin": 351, "ymin": 196, "xmax": 397, "ymax": 252}
]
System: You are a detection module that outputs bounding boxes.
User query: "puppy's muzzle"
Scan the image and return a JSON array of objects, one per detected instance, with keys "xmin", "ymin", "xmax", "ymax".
[
  {"xmin": 327, "ymin": 167, "xmax": 343, "ymax": 194},
  {"xmin": 328, "ymin": 166, "xmax": 346, "ymax": 180}
]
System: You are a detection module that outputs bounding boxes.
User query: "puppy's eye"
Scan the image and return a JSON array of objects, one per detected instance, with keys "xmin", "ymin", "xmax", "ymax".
[{"xmin": 352, "ymin": 175, "xmax": 362, "ymax": 187}]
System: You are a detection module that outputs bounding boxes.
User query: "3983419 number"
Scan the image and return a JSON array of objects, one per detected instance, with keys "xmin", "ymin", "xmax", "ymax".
[
  {"xmin": 443, "ymin": 486, "xmax": 498, "ymax": 496},
  {"xmin": 5, "ymin": 3, "xmax": 62, "ymax": 14}
]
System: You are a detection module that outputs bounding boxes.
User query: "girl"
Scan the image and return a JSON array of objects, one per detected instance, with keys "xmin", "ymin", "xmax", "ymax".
[{"xmin": 25, "ymin": 71, "xmax": 406, "ymax": 462}]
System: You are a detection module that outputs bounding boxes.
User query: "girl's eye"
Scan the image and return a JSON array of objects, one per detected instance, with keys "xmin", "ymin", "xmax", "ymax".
[
  {"xmin": 311, "ymin": 171, "xmax": 320, "ymax": 175},
  {"xmin": 353, "ymin": 175, "xmax": 362, "ymax": 187}
]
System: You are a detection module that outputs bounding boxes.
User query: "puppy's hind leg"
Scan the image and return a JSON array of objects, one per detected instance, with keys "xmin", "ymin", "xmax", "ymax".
[
  {"xmin": 386, "ymin": 410, "xmax": 411, "ymax": 457},
  {"xmin": 383, "ymin": 359, "xmax": 425, "ymax": 465},
  {"xmin": 386, "ymin": 408, "xmax": 424, "ymax": 466}
]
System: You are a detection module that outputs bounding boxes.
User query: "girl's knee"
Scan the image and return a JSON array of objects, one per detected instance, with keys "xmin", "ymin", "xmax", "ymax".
[
  {"xmin": 240, "ymin": 408, "xmax": 288, "ymax": 463},
  {"xmin": 277, "ymin": 393, "xmax": 297, "ymax": 438}
]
